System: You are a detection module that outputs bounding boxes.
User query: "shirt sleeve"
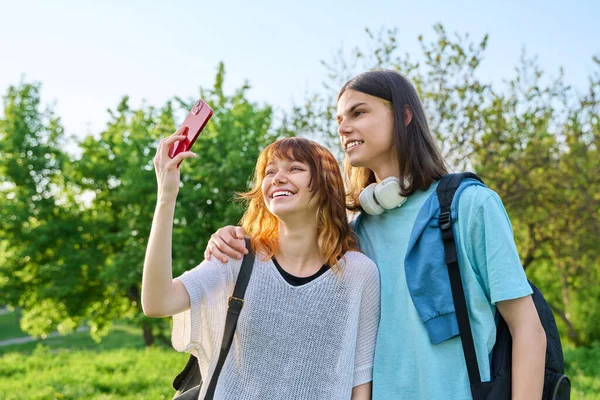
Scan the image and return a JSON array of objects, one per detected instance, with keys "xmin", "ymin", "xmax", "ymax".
[
  {"xmin": 460, "ymin": 187, "xmax": 533, "ymax": 304},
  {"xmin": 353, "ymin": 259, "xmax": 381, "ymax": 387},
  {"xmin": 171, "ymin": 258, "xmax": 238, "ymax": 355}
]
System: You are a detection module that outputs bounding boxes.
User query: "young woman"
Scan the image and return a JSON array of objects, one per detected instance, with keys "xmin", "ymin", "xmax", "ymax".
[
  {"xmin": 204, "ymin": 70, "xmax": 547, "ymax": 399},
  {"xmin": 142, "ymin": 133, "xmax": 380, "ymax": 400}
]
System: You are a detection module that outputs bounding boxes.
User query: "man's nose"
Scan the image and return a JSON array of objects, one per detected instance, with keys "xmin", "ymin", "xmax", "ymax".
[{"xmin": 338, "ymin": 120, "xmax": 352, "ymax": 136}]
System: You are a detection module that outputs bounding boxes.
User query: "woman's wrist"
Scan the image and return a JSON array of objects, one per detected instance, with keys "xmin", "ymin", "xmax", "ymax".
[{"xmin": 156, "ymin": 194, "xmax": 177, "ymax": 207}]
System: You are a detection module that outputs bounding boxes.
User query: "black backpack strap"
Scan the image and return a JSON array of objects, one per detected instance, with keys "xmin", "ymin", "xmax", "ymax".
[
  {"xmin": 437, "ymin": 173, "xmax": 484, "ymax": 387},
  {"xmin": 204, "ymin": 237, "xmax": 255, "ymax": 399}
]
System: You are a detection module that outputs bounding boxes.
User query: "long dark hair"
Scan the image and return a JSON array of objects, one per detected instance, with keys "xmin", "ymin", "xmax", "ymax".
[{"xmin": 338, "ymin": 70, "xmax": 447, "ymax": 211}]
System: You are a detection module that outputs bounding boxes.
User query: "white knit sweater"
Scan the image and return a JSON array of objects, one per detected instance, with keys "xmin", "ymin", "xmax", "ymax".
[{"xmin": 172, "ymin": 251, "xmax": 380, "ymax": 400}]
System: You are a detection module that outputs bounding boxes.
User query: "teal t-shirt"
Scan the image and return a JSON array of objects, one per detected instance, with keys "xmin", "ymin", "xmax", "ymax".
[{"xmin": 355, "ymin": 183, "xmax": 532, "ymax": 400}]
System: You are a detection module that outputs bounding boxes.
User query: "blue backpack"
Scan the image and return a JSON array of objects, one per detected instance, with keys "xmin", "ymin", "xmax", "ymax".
[{"xmin": 437, "ymin": 173, "xmax": 570, "ymax": 400}]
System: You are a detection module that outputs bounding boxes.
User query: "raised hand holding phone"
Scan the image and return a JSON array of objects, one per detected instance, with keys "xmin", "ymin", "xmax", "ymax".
[
  {"xmin": 154, "ymin": 126, "xmax": 197, "ymax": 202},
  {"xmin": 144, "ymin": 125, "xmax": 200, "ymax": 322},
  {"xmin": 168, "ymin": 99, "xmax": 213, "ymax": 167},
  {"xmin": 154, "ymin": 98, "xmax": 213, "ymax": 201}
]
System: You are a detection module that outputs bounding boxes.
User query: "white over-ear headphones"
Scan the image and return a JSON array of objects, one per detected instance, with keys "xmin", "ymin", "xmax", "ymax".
[{"xmin": 359, "ymin": 176, "xmax": 407, "ymax": 215}]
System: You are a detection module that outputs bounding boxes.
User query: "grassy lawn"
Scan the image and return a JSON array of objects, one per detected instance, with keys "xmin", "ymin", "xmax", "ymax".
[
  {"xmin": 564, "ymin": 344, "xmax": 600, "ymax": 399},
  {"xmin": 0, "ymin": 314, "xmax": 187, "ymax": 400},
  {"xmin": 0, "ymin": 310, "xmax": 599, "ymax": 399},
  {"xmin": 0, "ymin": 323, "xmax": 147, "ymax": 356},
  {"xmin": 0, "ymin": 344, "xmax": 188, "ymax": 399}
]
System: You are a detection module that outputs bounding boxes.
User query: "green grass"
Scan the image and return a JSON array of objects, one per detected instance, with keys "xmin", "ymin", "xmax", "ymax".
[
  {"xmin": 0, "ymin": 324, "xmax": 146, "ymax": 356},
  {"xmin": 564, "ymin": 344, "xmax": 600, "ymax": 400},
  {"xmin": 0, "ymin": 310, "xmax": 599, "ymax": 399},
  {"xmin": 0, "ymin": 320, "xmax": 187, "ymax": 400},
  {"xmin": 0, "ymin": 344, "xmax": 189, "ymax": 400}
]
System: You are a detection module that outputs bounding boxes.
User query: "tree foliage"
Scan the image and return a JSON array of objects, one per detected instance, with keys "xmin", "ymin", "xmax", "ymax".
[{"xmin": 0, "ymin": 64, "xmax": 277, "ymax": 344}]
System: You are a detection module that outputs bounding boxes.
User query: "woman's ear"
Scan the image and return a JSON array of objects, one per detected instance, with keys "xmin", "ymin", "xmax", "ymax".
[{"xmin": 404, "ymin": 105, "xmax": 413, "ymax": 126}]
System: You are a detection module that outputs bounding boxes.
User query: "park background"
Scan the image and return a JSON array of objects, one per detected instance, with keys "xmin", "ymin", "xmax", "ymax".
[{"xmin": 1, "ymin": 0, "xmax": 599, "ymax": 398}]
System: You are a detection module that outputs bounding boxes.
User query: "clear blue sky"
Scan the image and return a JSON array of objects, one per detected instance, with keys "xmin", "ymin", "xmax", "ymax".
[{"xmin": 1, "ymin": 0, "xmax": 598, "ymax": 141}]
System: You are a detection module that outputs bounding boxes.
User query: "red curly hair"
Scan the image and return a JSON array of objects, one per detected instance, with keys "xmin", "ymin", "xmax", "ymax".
[{"xmin": 238, "ymin": 137, "xmax": 358, "ymax": 270}]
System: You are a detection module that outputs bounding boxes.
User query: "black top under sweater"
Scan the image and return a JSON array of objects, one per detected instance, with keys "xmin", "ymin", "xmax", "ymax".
[{"xmin": 272, "ymin": 257, "xmax": 330, "ymax": 286}]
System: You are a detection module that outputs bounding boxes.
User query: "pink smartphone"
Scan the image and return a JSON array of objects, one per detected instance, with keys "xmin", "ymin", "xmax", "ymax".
[{"xmin": 168, "ymin": 99, "xmax": 214, "ymax": 165}]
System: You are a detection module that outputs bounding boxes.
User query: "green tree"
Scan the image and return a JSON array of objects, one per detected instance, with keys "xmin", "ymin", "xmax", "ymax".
[
  {"xmin": 0, "ymin": 81, "xmax": 87, "ymax": 336},
  {"xmin": 0, "ymin": 64, "xmax": 279, "ymax": 345},
  {"xmin": 73, "ymin": 63, "xmax": 278, "ymax": 345}
]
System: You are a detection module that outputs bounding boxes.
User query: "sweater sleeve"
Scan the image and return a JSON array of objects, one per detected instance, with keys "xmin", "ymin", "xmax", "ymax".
[
  {"xmin": 171, "ymin": 258, "xmax": 239, "ymax": 355},
  {"xmin": 353, "ymin": 258, "xmax": 381, "ymax": 387}
]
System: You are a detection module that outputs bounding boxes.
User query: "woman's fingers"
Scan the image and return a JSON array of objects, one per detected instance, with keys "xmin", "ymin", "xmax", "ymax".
[
  {"xmin": 167, "ymin": 151, "xmax": 197, "ymax": 168},
  {"xmin": 157, "ymin": 126, "xmax": 189, "ymax": 155},
  {"xmin": 171, "ymin": 124, "xmax": 188, "ymax": 138},
  {"xmin": 152, "ymin": 127, "xmax": 194, "ymax": 199},
  {"xmin": 159, "ymin": 134, "xmax": 187, "ymax": 154}
]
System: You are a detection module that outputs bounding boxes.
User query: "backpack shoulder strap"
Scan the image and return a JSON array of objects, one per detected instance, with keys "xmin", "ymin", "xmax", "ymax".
[
  {"xmin": 204, "ymin": 237, "xmax": 255, "ymax": 399},
  {"xmin": 230, "ymin": 237, "xmax": 255, "ymax": 309},
  {"xmin": 437, "ymin": 172, "xmax": 482, "ymax": 211},
  {"xmin": 437, "ymin": 172, "xmax": 484, "ymax": 387}
]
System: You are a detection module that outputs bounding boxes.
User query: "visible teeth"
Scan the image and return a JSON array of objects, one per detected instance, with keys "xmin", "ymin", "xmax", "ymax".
[
  {"xmin": 346, "ymin": 141, "xmax": 363, "ymax": 150},
  {"xmin": 273, "ymin": 191, "xmax": 293, "ymax": 198}
]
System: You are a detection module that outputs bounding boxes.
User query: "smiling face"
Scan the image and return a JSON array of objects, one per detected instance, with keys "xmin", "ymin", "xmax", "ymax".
[
  {"xmin": 261, "ymin": 156, "xmax": 316, "ymax": 220},
  {"xmin": 336, "ymin": 89, "xmax": 398, "ymax": 180},
  {"xmin": 238, "ymin": 137, "xmax": 359, "ymax": 268}
]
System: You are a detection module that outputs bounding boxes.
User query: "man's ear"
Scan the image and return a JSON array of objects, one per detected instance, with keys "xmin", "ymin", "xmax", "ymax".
[{"xmin": 404, "ymin": 105, "xmax": 413, "ymax": 126}]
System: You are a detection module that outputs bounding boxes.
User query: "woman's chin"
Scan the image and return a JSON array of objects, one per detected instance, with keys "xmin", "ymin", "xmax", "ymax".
[
  {"xmin": 268, "ymin": 205, "xmax": 297, "ymax": 220},
  {"xmin": 270, "ymin": 207, "xmax": 316, "ymax": 225}
]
